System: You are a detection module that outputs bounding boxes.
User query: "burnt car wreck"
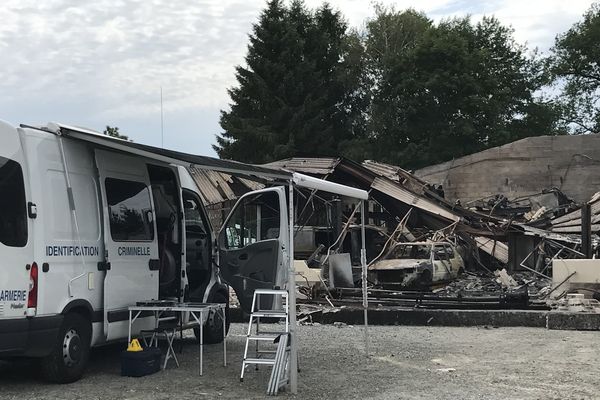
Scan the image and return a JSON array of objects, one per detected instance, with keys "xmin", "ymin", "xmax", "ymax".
[{"xmin": 369, "ymin": 242, "xmax": 464, "ymax": 289}]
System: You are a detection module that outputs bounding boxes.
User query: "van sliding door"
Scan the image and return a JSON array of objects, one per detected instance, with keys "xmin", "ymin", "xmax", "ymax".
[{"xmin": 95, "ymin": 150, "xmax": 159, "ymax": 341}]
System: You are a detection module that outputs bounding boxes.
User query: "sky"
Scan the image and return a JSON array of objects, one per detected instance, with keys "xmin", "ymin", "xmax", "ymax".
[{"xmin": 0, "ymin": 0, "xmax": 595, "ymax": 157}]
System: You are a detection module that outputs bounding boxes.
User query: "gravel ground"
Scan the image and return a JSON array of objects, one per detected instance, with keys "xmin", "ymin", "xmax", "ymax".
[{"xmin": 1, "ymin": 323, "xmax": 599, "ymax": 400}]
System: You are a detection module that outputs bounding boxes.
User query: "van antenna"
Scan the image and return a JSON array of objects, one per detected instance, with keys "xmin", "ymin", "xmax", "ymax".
[{"xmin": 160, "ymin": 86, "xmax": 164, "ymax": 148}]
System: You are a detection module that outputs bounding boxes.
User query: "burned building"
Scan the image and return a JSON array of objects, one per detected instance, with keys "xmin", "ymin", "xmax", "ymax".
[{"xmin": 415, "ymin": 134, "xmax": 600, "ymax": 205}]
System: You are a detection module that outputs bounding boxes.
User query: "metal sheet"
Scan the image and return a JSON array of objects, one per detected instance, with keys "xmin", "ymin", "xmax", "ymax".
[
  {"xmin": 362, "ymin": 160, "xmax": 403, "ymax": 181},
  {"xmin": 188, "ymin": 168, "xmax": 222, "ymax": 204},
  {"xmin": 474, "ymin": 236, "xmax": 509, "ymax": 264},
  {"xmin": 370, "ymin": 177, "xmax": 460, "ymax": 222},
  {"xmin": 265, "ymin": 158, "xmax": 340, "ymax": 176},
  {"xmin": 551, "ymin": 195, "xmax": 600, "ymax": 226},
  {"xmin": 520, "ymin": 225, "xmax": 583, "ymax": 244}
]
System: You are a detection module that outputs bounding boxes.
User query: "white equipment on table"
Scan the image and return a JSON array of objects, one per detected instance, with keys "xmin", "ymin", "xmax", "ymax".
[{"xmin": 240, "ymin": 289, "xmax": 290, "ymax": 395}]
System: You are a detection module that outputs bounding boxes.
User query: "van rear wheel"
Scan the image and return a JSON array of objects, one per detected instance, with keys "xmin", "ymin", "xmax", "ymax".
[
  {"xmin": 194, "ymin": 292, "xmax": 230, "ymax": 344},
  {"xmin": 41, "ymin": 313, "xmax": 91, "ymax": 383}
]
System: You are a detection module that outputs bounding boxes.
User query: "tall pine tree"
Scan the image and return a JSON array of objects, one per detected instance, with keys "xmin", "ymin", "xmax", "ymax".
[{"xmin": 214, "ymin": 0, "xmax": 363, "ymax": 163}]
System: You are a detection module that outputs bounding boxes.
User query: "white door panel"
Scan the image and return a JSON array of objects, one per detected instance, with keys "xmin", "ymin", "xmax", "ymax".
[{"xmin": 95, "ymin": 150, "xmax": 159, "ymax": 341}]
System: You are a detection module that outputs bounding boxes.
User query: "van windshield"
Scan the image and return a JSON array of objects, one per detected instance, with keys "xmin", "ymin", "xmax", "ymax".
[{"xmin": 0, "ymin": 156, "xmax": 27, "ymax": 247}]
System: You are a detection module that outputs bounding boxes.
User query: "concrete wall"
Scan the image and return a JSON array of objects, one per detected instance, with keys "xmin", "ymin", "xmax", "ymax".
[{"xmin": 414, "ymin": 135, "xmax": 600, "ymax": 204}]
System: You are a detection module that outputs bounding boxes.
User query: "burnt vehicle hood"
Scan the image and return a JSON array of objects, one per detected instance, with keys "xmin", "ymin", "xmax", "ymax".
[{"xmin": 369, "ymin": 259, "xmax": 432, "ymax": 271}]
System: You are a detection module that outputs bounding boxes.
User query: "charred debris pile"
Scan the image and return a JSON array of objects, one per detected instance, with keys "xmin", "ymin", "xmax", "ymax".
[{"xmin": 190, "ymin": 158, "xmax": 600, "ymax": 312}]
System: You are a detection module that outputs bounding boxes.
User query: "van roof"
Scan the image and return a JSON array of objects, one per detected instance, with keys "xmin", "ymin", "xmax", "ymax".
[
  {"xmin": 20, "ymin": 122, "xmax": 368, "ymax": 200},
  {"xmin": 32, "ymin": 122, "xmax": 293, "ymax": 181}
]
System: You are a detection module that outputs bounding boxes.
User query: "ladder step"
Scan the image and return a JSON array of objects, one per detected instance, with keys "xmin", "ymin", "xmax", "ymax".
[
  {"xmin": 253, "ymin": 330, "xmax": 287, "ymax": 335},
  {"xmin": 240, "ymin": 289, "xmax": 291, "ymax": 387},
  {"xmin": 244, "ymin": 358, "xmax": 276, "ymax": 365},
  {"xmin": 252, "ymin": 311, "xmax": 287, "ymax": 317},
  {"xmin": 248, "ymin": 335, "xmax": 281, "ymax": 341},
  {"xmin": 254, "ymin": 289, "xmax": 288, "ymax": 296}
]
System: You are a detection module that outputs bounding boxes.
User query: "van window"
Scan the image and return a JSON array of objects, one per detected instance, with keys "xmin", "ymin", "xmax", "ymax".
[
  {"xmin": 0, "ymin": 157, "xmax": 27, "ymax": 247},
  {"xmin": 223, "ymin": 191, "xmax": 280, "ymax": 249},
  {"xmin": 105, "ymin": 178, "xmax": 154, "ymax": 241}
]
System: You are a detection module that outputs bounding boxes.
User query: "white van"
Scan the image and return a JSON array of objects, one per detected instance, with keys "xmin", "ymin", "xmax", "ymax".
[{"xmin": 0, "ymin": 120, "xmax": 290, "ymax": 383}]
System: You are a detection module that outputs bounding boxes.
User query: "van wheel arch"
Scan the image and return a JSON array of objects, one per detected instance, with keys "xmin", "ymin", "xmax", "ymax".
[{"xmin": 62, "ymin": 299, "xmax": 94, "ymax": 321}]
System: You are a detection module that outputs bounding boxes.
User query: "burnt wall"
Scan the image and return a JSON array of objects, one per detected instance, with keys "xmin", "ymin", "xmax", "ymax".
[{"xmin": 415, "ymin": 135, "xmax": 600, "ymax": 204}]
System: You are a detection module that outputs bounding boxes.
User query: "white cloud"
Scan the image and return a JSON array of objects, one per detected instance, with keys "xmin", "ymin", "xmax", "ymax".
[{"xmin": 0, "ymin": 0, "xmax": 595, "ymax": 156}]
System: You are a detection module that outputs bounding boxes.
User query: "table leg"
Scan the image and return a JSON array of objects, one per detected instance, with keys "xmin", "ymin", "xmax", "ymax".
[
  {"xmin": 128, "ymin": 309, "xmax": 132, "ymax": 344},
  {"xmin": 200, "ymin": 311, "xmax": 204, "ymax": 376},
  {"xmin": 222, "ymin": 306, "xmax": 227, "ymax": 367},
  {"xmin": 189, "ymin": 311, "xmax": 203, "ymax": 377}
]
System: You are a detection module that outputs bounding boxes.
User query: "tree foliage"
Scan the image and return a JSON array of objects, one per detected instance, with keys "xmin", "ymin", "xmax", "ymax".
[
  {"xmin": 551, "ymin": 3, "xmax": 600, "ymax": 134},
  {"xmin": 214, "ymin": 0, "xmax": 365, "ymax": 163},
  {"xmin": 365, "ymin": 8, "xmax": 562, "ymax": 168},
  {"xmin": 215, "ymin": 1, "xmax": 570, "ymax": 168},
  {"xmin": 103, "ymin": 125, "xmax": 130, "ymax": 141}
]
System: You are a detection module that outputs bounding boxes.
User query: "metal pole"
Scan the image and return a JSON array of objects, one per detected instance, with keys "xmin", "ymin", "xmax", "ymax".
[
  {"xmin": 360, "ymin": 200, "xmax": 369, "ymax": 356},
  {"xmin": 160, "ymin": 86, "xmax": 164, "ymax": 148},
  {"xmin": 288, "ymin": 181, "xmax": 298, "ymax": 393},
  {"xmin": 582, "ymin": 202, "xmax": 592, "ymax": 258}
]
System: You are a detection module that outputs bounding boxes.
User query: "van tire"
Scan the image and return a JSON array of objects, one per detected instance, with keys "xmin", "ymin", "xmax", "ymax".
[
  {"xmin": 40, "ymin": 313, "xmax": 91, "ymax": 383},
  {"xmin": 194, "ymin": 292, "xmax": 230, "ymax": 344}
]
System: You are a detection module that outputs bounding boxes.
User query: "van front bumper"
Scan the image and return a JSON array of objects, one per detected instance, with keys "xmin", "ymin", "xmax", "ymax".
[{"xmin": 0, "ymin": 315, "xmax": 63, "ymax": 358}]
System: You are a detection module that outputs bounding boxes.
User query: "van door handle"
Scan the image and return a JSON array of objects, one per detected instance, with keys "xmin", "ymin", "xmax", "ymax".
[
  {"xmin": 149, "ymin": 259, "xmax": 160, "ymax": 270},
  {"xmin": 97, "ymin": 261, "xmax": 111, "ymax": 271},
  {"xmin": 238, "ymin": 253, "xmax": 248, "ymax": 261}
]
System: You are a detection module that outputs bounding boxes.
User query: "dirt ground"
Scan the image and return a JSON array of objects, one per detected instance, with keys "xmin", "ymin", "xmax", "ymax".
[{"xmin": 1, "ymin": 323, "xmax": 598, "ymax": 400}]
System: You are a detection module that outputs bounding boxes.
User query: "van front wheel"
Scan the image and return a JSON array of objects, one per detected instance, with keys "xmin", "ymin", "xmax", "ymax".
[
  {"xmin": 194, "ymin": 291, "xmax": 230, "ymax": 344},
  {"xmin": 41, "ymin": 313, "xmax": 91, "ymax": 383}
]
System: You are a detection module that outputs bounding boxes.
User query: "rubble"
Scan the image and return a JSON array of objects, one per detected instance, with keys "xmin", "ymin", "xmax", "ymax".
[
  {"xmin": 494, "ymin": 268, "xmax": 518, "ymax": 288},
  {"xmin": 465, "ymin": 188, "xmax": 577, "ymax": 224},
  {"xmin": 192, "ymin": 156, "xmax": 600, "ymax": 315},
  {"xmin": 553, "ymin": 293, "xmax": 600, "ymax": 313}
]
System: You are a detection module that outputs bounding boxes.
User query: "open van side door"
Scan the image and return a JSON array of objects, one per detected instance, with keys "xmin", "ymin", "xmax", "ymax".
[
  {"xmin": 95, "ymin": 150, "xmax": 159, "ymax": 341},
  {"xmin": 218, "ymin": 187, "xmax": 288, "ymax": 312}
]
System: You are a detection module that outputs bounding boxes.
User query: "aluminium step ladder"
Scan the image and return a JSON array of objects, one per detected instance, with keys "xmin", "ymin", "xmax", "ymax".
[{"xmin": 240, "ymin": 289, "xmax": 290, "ymax": 395}]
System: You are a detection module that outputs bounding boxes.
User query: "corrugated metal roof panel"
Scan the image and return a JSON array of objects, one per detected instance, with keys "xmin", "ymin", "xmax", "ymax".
[
  {"xmin": 264, "ymin": 158, "xmax": 340, "ymax": 175},
  {"xmin": 188, "ymin": 167, "xmax": 227, "ymax": 204},
  {"xmin": 474, "ymin": 236, "xmax": 508, "ymax": 264},
  {"xmin": 551, "ymin": 192, "xmax": 600, "ymax": 226},
  {"xmin": 520, "ymin": 225, "xmax": 582, "ymax": 244},
  {"xmin": 552, "ymin": 224, "xmax": 600, "ymax": 233},
  {"xmin": 207, "ymin": 170, "xmax": 236, "ymax": 199},
  {"xmin": 238, "ymin": 177, "xmax": 265, "ymax": 191},
  {"xmin": 188, "ymin": 167, "xmax": 266, "ymax": 205},
  {"xmin": 370, "ymin": 177, "xmax": 460, "ymax": 222},
  {"xmin": 362, "ymin": 160, "xmax": 402, "ymax": 181}
]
